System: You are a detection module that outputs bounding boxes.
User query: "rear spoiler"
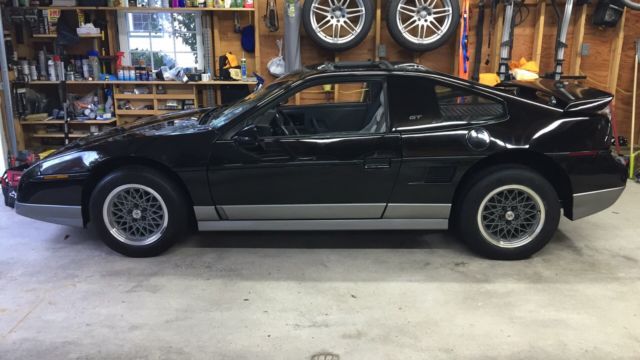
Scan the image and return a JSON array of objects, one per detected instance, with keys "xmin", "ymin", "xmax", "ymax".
[{"xmin": 497, "ymin": 79, "xmax": 613, "ymax": 113}]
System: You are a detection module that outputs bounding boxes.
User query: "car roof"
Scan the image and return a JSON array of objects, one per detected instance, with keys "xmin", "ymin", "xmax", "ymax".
[{"xmin": 302, "ymin": 60, "xmax": 433, "ymax": 76}]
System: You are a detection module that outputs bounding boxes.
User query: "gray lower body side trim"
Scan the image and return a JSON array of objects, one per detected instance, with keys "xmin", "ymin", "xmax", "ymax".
[
  {"xmin": 15, "ymin": 202, "xmax": 83, "ymax": 227},
  {"xmin": 572, "ymin": 186, "xmax": 625, "ymax": 220},
  {"xmin": 197, "ymin": 218, "xmax": 448, "ymax": 231},
  {"xmin": 383, "ymin": 203, "xmax": 451, "ymax": 219},
  {"xmin": 193, "ymin": 206, "xmax": 220, "ymax": 221},
  {"xmin": 218, "ymin": 203, "xmax": 386, "ymax": 220}
]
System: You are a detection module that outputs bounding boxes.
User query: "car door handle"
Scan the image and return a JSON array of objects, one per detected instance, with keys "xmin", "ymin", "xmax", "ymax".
[{"xmin": 364, "ymin": 157, "xmax": 391, "ymax": 169}]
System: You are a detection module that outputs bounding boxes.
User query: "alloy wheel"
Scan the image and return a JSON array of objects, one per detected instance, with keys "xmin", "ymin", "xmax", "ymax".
[
  {"xmin": 477, "ymin": 185, "xmax": 545, "ymax": 248},
  {"xmin": 396, "ymin": 0, "xmax": 454, "ymax": 44},
  {"xmin": 102, "ymin": 184, "xmax": 168, "ymax": 246},
  {"xmin": 310, "ymin": 0, "xmax": 367, "ymax": 44}
]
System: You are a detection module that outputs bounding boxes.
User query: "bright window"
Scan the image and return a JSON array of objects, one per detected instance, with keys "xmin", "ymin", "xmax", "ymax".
[{"xmin": 117, "ymin": 12, "xmax": 204, "ymax": 70}]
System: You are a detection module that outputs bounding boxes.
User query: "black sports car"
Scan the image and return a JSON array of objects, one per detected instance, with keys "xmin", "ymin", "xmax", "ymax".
[{"xmin": 14, "ymin": 62, "xmax": 627, "ymax": 259}]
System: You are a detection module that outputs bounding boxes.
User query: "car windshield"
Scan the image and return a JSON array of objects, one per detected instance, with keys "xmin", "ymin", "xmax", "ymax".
[{"xmin": 201, "ymin": 73, "xmax": 299, "ymax": 129}]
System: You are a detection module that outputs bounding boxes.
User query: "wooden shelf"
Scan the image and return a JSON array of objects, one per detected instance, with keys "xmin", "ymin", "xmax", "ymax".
[
  {"xmin": 115, "ymin": 109, "xmax": 157, "ymax": 116},
  {"xmin": 27, "ymin": 80, "xmax": 256, "ymax": 85},
  {"xmin": 29, "ymin": 6, "xmax": 254, "ymax": 11},
  {"xmin": 31, "ymin": 133, "xmax": 88, "ymax": 138},
  {"xmin": 114, "ymin": 94, "xmax": 155, "ymax": 99},
  {"xmin": 155, "ymin": 94, "xmax": 197, "ymax": 99},
  {"xmin": 21, "ymin": 119, "xmax": 116, "ymax": 125},
  {"xmin": 106, "ymin": 6, "xmax": 254, "ymax": 12},
  {"xmin": 32, "ymin": 33, "xmax": 101, "ymax": 39}
]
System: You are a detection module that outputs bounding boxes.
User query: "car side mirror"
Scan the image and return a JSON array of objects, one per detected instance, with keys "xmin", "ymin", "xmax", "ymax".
[{"xmin": 233, "ymin": 125, "xmax": 260, "ymax": 148}]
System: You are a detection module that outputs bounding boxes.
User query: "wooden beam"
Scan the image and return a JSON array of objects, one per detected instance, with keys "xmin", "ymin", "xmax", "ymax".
[
  {"xmin": 252, "ymin": 3, "xmax": 261, "ymax": 75},
  {"xmin": 569, "ymin": 4, "xmax": 587, "ymax": 76},
  {"xmin": 607, "ymin": 8, "xmax": 626, "ymax": 93},
  {"xmin": 212, "ymin": 13, "xmax": 221, "ymax": 105},
  {"xmin": 374, "ymin": 0, "xmax": 381, "ymax": 61},
  {"xmin": 531, "ymin": 0, "xmax": 545, "ymax": 67},
  {"xmin": 490, "ymin": 3, "xmax": 504, "ymax": 73}
]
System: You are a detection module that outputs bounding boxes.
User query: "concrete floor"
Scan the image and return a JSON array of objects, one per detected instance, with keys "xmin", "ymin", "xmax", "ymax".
[{"xmin": 1, "ymin": 184, "xmax": 639, "ymax": 359}]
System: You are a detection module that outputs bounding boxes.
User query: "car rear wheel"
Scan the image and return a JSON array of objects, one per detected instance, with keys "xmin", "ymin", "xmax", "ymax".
[
  {"xmin": 90, "ymin": 166, "xmax": 188, "ymax": 257},
  {"xmin": 456, "ymin": 166, "xmax": 560, "ymax": 260}
]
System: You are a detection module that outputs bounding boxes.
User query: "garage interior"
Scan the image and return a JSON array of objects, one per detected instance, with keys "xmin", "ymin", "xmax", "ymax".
[{"xmin": 1, "ymin": 0, "xmax": 640, "ymax": 358}]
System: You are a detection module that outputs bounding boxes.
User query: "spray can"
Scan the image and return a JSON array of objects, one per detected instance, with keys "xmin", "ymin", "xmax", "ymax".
[
  {"xmin": 82, "ymin": 58, "xmax": 90, "ymax": 79},
  {"xmin": 53, "ymin": 55, "xmax": 64, "ymax": 81},
  {"xmin": 38, "ymin": 50, "xmax": 47, "ymax": 80},
  {"xmin": 240, "ymin": 52, "xmax": 247, "ymax": 80},
  {"xmin": 48, "ymin": 59, "xmax": 57, "ymax": 81},
  {"xmin": 30, "ymin": 63, "xmax": 38, "ymax": 81}
]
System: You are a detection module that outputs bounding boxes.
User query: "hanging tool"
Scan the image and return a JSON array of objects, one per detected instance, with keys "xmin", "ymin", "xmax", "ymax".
[
  {"xmin": 264, "ymin": 0, "xmax": 279, "ymax": 32},
  {"xmin": 472, "ymin": 0, "xmax": 485, "ymax": 81},
  {"xmin": 630, "ymin": 39, "xmax": 640, "ymax": 179},
  {"xmin": 458, "ymin": 0, "xmax": 470, "ymax": 79},
  {"xmin": 549, "ymin": 0, "xmax": 575, "ymax": 80},
  {"xmin": 497, "ymin": 0, "xmax": 516, "ymax": 81}
]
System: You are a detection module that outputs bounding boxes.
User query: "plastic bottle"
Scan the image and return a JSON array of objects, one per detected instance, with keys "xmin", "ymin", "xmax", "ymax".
[
  {"xmin": 48, "ymin": 59, "xmax": 57, "ymax": 81},
  {"xmin": 82, "ymin": 58, "xmax": 90, "ymax": 80},
  {"xmin": 53, "ymin": 55, "xmax": 64, "ymax": 81},
  {"xmin": 88, "ymin": 50, "xmax": 100, "ymax": 81},
  {"xmin": 38, "ymin": 50, "xmax": 47, "ymax": 80},
  {"xmin": 118, "ymin": 66, "xmax": 125, "ymax": 80},
  {"xmin": 240, "ymin": 52, "xmax": 247, "ymax": 80}
]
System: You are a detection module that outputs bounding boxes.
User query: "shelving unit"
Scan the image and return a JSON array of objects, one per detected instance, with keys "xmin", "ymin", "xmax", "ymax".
[
  {"xmin": 6, "ymin": 3, "xmax": 261, "ymax": 150},
  {"xmin": 113, "ymin": 82, "xmax": 198, "ymax": 121},
  {"xmin": 32, "ymin": 33, "xmax": 102, "ymax": 38}
]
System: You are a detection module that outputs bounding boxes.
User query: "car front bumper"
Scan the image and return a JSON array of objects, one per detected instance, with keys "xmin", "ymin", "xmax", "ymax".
[{"xmin": 15, "ymin": 201, "xmax": 83, "ymax": 227}]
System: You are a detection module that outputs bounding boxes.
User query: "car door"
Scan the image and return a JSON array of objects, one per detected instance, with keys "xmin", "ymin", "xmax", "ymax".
[
  {"xmin": 384, "ymin": 74, "xmax": 509, "ymax": 219},
  {"xmin": 207, "ymin": 76, "xmax": 402, "ymax": 220}
]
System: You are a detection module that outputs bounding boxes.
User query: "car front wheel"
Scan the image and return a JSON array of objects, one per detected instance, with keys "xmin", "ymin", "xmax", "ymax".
[
  {"xmin": 456, "ymin": 167, "xmax": 561, "ymax": 260},
  {"xmin": 90, "ymin": 166, "xmax": 188, "ymax": 257}
]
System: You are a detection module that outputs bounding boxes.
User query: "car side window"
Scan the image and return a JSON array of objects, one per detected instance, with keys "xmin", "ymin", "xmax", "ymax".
[
  {"xmin": 388, "ymin": 75, "xmax": 505, "ymax": 132},
  {"xmin": 281, "ymin": 82, "xmax": 371, "ymax": 105},
  {"xmin": 249, "ymin": 80, "xmax": 387, "ymax": 137}
]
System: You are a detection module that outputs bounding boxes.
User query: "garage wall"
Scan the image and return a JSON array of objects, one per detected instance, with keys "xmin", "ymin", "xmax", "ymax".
[{"xmin": 248, "ymin": 0, "xmax": 640, "ymax": 144}]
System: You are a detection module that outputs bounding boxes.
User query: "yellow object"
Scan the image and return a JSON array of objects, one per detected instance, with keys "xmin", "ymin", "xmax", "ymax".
[
  {"xmin": 224, "ymin": 52, "xmax": 239, "ymax": 68},
  {"xmin": 39, "ymin": 149, "xmax": 56, "ymax": 159},
  {"xmin": 322, "ymin": 84, "xmax": 332, "ymax": 92},
  {"xmin": 510, "ymin": 57, "xmax": 539, "ymax": 74},
  {"xmin": 513, "ymin": 68, "xmax": 539, "ymax": 81},
  {"xmin": 43, "ymin": 174, "xmax": 70, "ymax": 180},
  {"xmin": 229, "ymin": 68, "xmax": 242, "ymax": 80},
  {"xmin": 479, "ymin": 73, "xmax": 500, "ymax": 86}
]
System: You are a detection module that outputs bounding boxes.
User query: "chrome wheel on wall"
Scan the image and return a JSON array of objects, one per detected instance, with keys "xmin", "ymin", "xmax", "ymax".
[
  {"xmin": 91, "ymin": 166, "xmax": 189, "ymax": 257},
  {"xmin": 302, "ymin": 0, "xmax": 374, "ymax": 51},
  {"xmin": 456, "ymin": 166, "xmax": 560, "ymax": 260},
  {"xmin": 103, "ymin": 184, "xmax": 168, "ymax": 246},
  {"xmin": 386, "ymin": 0, "xmax": 459, "ymax": 52}
]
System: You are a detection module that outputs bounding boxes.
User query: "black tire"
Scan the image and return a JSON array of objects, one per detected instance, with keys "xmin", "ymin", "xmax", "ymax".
[
  {"xmin": 386, "ymin": 0, "xmax": 460, "ymax": 52},
  {"xmin": 302, "ymin": 0, "xmax": 374, "ymax": 52},
  {"xmin": 455, "ymin": 166, "xmax": 560, "ymax": 260},
  {"xmin": 90, "ymin": 166, "xmax": 189, "ymax": 257}
]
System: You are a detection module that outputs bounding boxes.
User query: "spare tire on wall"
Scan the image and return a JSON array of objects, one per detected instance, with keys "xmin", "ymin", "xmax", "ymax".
[
  {"xmin": 386, "ymin": 0, "xmax": 460, "ymax": 52},
  {"xmin": 302, "ymin": 0, "xmax": 375, "ymax": 52}
]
